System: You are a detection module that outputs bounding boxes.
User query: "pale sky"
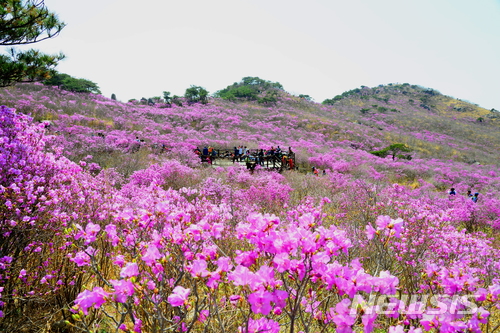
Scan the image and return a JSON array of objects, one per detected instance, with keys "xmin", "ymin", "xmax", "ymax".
[{"xmin": 15, "ymin": 0, "xmax": 500, "ymax": 109}]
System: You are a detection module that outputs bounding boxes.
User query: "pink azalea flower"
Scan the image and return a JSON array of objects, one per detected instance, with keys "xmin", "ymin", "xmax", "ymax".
[
  {"xmin": 235, "ymin": 250, "xmax": 257, "ymax": 267},
  {"xmin": 273, "ymin": 252, "xmax": 290, "ymax": 272},
  {"xmin": 120, "ymin": 262, "xmax": 139, "ymax": 278},
  {"xmin": 331, "ymin": 299, "xmax": 356, "ymax": 333},
  {"xmin": 105, "ymin": 224, "xmax": 120, "ymax": 246},
  {"xmin": 375, "ymin": 215, "xmax": 392, "ymax": 229},
  {"xmin": 207, "ymin": 272, "xmax": 221, "ymax": 289},
  {"xmin": 474, "ymin": 288, "xmax": 488, "ymax": 301},
  {"xmin": 241, "ymin": 318, "xmax": 280, "ymax": 333},
  {"xmin": 113, "ymin": 254, "xmax": 126, "ymax": 266},
  {"xmin": 253, "ymin": 265, "xmax": 276, "ymax": 288},
  {"xmin": 377, "ymin": 271, "xmax": 399, "ymax": 294},
  {"xmin": 312, "ymin": 251, "xmax": 331, "ymax": 265},
  {"xmin": 365, "ymin": 224, "xmax": 377, "ymax": 240},
  {"xmin": 420, "ymin": 314, "xmax": 439, "ymax": 331},
  {"xmin": 167, "ymin": 286, "xmax": 190, "ymax": 307},
  {"xmin": 70, "ymin": 251, "xmax": 90, "ymax": 266},
  {"xmin": 273, "ymin": 290, "xmax": 288, "ymax": 308},
  {"xmin": 198, "ymin": 309, "xmax": 209, "ymax": 323},
  {"xmin": 141, "ymin": 244, "xmax": 161, "ymax": 265},
  {"xmin": 475, "ymin": 307, "xmax": 490, "ymax": 324},
  {"xmin": 216, "ymin": 257, "xmax": 233, "ymax": 272},
  {"xmin": 361, "ymin": 308, "xmax": 378, "ymax": 333},
  {"xmin": 391, "ymin": 218, "xmax": 404, "ymax": 238},
  {"xmin": 388, "ymin": 326, "xmax": 405, "ymax": 333},
  {"xmin": 70, "ymin": 246, "xmax": 96, "ymax": 267},
  {"xmin": 229, "ymin": 295, "xmax": 241, "ymax": 306},
  {"xmin": 133, "ymin": 318, "xmax": 143, "ymax": 333},
  {"xmin": 228, "ymin": 265, "xmax": 255, "ymax": 287},
  {"xmin": 74, "ymin": 287, "xmax": 109, "ymax": 315},
  {"xmin": 74, "ymin": 222, "xmax": 101, "ymax": 245},
  {"xmin": 188, "ymin": 259, "xmax": 209, "ymax": 278},
  {"xmin": 489, "ymin": 283, "xmax": 500, "ymax": 298},
  {"xmin": 247, "ymin": 289, "xmax": 273, "ymax": 315},
  {"xmin": 110, "ymin": 279, "xmax": 135, "ymax": 303}
]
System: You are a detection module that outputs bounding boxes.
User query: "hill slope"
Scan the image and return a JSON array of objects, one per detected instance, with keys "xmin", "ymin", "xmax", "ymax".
[
  {"xmin": 1, "ymin": 82, "xmax": 499, "ymax": 167},
  {"xmin": 323, "ymin": 83, "xmax": 500, "ymax": 164}
]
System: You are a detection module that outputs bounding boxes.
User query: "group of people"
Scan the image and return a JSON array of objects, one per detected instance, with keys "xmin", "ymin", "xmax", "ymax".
[
  {"xmin": 233, "ymin": 146, "xmax": 295, "ymax": 171},
  {"xmin": 311, "ymin": 166, "xmax": 326, "ymax": 176},
  {"xmin": 194, "ymin": 145, "xmax": 296, "ymax": 170},
  {"xmin": 448, "ymin": 188, "xmax": 479, "ymax": 203},
  {"xmin": 194, "ymin": 146, "xmax": 217, "ymax": 164},
  {"xmin": 231, "ymin": 146, "xmax": 293, "ymax": 161}
]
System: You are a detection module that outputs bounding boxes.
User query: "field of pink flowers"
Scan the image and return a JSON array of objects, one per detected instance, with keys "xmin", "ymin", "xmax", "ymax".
[{"xmin": 1, "ymin": 83, "xmax": 500, "ymax": 332}]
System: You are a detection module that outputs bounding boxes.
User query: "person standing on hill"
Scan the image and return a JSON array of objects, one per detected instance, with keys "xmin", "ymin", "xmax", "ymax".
[
  {"xmin": 233, "ymin": 147, "xmax": 239, "ymax": 163},
  {"xmin": 448, "ymin": 188, "xmax": 456, "ymax": 195},
  {"xmin": 471, "ymin": 192, "xmax": 479, "ymax": 203},
  {"xmin": 258, "ymin": 149, "xmax": 264, "ymax": 165},
  {"xmin": 239, "ymin": 146, "xmax": 244, "ymax": 161}
]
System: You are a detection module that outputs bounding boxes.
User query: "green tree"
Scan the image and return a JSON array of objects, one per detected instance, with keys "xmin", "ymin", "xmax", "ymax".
[
  {"xmin": 111, "ymin": 93, "xmax": 116, "ymax": 100},
  {"xmin": 0, "ymin": 48, "xmax": 63, "ymax": 86},
  {"xmin": 0, "ymin": 0, "xmax": 66, "ymax": 86},
  {"xmin": 323, "ymin": 87, "xmax": 364, "ymax": 105},
  {"xmin": 0, "ymin": 0, "xmax": 65, "ymax": 45},
  {"xmin": 214, "ymin": 77, "xmax": 283, "ymax": 102},
  {"xmin": 258, "ymin": 90, "xmax": 278, "ymax": 105},
  {"xmin": 370, "ymin": 143, "xmax": 412, "ymax": 160},
  {"xmin": 59, "ymin": 77, "xmax": 100, "ymax": 94},
  {"xmin": 172, "ymin": 95, "xmax": 183, "ymax": 106},
  {"xmin": 298, "ymin": 94, "xmax": 313, "ymax": 101},
  {"xmin": 184, "ymin": 85, "xmax": 208, "ymax": 104},
  {"xmin": 43, "ymin": 71, "xmax": 69, "ymax": 87},
  {"xmin": 44, "ymin": 72, "xmax": 101, "ymax": 94},
  {"xmin": 322, "ymin": 95, "xmax": 342, "ymax": 105},
  {"xmin": 163, "ymin": 91, "xmax": 172, "ymax": 106},
  {"xmin": 220, "ymin": 86, "xmax": 258, "ymax": 101},
  {"xmin": 241, "ymin": 76, "xmax": 283, "ymax": 90}
]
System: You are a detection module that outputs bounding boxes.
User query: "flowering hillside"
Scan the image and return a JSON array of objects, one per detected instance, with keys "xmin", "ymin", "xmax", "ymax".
[
  {"xmin": 323, "ymin": 84, "xmax": 500, "ymax": 165},
  {"xmin": 1, "ymin": 83, "xmax": 500, "ymax": 332}
]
